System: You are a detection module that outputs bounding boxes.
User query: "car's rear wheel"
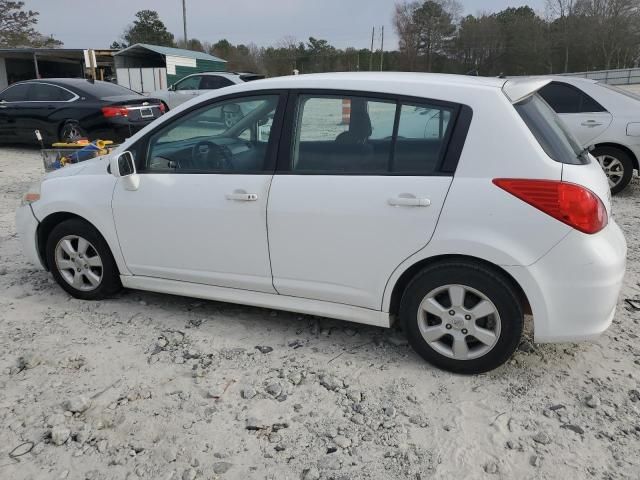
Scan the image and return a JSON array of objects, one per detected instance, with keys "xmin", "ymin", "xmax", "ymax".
[
  {"xmin": 46, "ymin": 219, "xmax": 121, "ymax": 300},
  {"xmin": 592, "ymin": 146, "xmax": 634, "ymax": 194},
  {"xmin": 59, "ymin": 121, "xmax": 88, "ymax": 143},
  {"xmin": 399, "ymin": 261, "xmax": 523, "ymax": 374}
]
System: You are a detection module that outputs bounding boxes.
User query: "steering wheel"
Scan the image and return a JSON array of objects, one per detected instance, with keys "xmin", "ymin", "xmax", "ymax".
[{"xmin": 189, "ymin": 140, "xmax": 234, "ymax": 170}]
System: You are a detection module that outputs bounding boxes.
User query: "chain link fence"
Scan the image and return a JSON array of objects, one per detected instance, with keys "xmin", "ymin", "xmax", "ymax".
[{"xmin": 559, "ymin": 68, "xmax": 640, "ymax": 85}]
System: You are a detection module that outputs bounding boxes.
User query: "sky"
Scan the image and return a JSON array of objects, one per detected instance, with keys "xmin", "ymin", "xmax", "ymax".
[{"xmin": 25, "ymin": 0, "xmax": 547, "ymax": 50}]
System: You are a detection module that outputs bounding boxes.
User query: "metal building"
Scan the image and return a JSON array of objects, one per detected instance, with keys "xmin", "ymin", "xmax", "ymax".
[{"xmin": 114, "ymin": 43, "xmax": 227, "ymax": 94}]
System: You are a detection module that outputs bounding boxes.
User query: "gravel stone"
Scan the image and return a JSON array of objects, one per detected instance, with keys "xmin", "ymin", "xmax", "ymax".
[
  {"xmin": 63, "ymin": 396, "xmax": 91, "ymax": 413},
  {"xmin": 585, "ymin": 394, "xmax": 601, "ymax": 408},
  {"xmin": 51, "ymin": 426, "xmax": 71, "ymax": 446},
  {"xmin": 212, "ymin": 462, "xmax": 232, "ymax": 474},
  {"xmin": 333, "ymin": 435, "xmax": 351, "ymax": 449},
  {"xmin": 532, "ymin": 432, "xmax": 552, "ymax": 445},
  {"xmin": 301, "ymin": 467, "xmax": 320, "ymax": 480}
]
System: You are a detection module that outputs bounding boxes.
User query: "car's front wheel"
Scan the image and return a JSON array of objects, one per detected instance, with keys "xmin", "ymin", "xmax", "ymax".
[
  {"xmin": 46, "ymin": 219, "xmax": 121, "ymax": 300},
  {"xmin": 400, "ymin": 260, "xmax": 523, "ymax": 374},
  {"xmin": 592, "ymin": 146, "xmax": 634, "ymax": 195}
]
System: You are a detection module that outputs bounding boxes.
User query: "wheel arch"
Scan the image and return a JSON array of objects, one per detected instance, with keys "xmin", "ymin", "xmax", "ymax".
[
  {"xmin": 37, "ymin": 212, "xmax": 109, "ymax": 271},
  {"xmin": 387, "ymin": 254, "xmax": 532, "ymax": 319},
  {"xmin": 594, "ymin": 142, "xmax": 639, "ymax": 171}
]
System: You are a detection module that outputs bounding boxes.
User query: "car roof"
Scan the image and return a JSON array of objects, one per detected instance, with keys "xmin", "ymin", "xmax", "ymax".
[{"xmin": 242, "ymin": 71, "xmax": 507, "ymax": 89}]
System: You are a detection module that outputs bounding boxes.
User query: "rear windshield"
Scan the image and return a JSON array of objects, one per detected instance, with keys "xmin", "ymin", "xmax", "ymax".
[
  {"xmin": 75, "ymin": 81, "xmax": 139, "ymax": 98},
  {"xmin": 514, "ymin": 94, "xmax": 587, "ymax": 165}
]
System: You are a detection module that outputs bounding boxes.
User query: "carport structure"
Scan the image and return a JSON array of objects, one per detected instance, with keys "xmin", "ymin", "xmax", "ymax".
[
  {"xmin": 114, "ymin": 43, "xmax": 227, "ymax": 94},
  {"xmin": 0, "ymin": 48, "xmax": 116, "ymax": 89}
]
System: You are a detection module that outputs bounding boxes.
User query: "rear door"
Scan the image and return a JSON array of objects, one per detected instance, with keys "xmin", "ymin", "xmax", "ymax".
[
  {"xmin": 20, "ymin": 83, "xmax": 78, "ymax": 140},
  {"xmin": 267, "ymin": 91, "xmax": 469, "ymax": 310},
  {"xmin": 538, "ymin": 81, "xmax": 612, "ymax": 145}
]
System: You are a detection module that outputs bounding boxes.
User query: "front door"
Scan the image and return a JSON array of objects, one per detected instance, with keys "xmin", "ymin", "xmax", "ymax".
[
  {"xmin": 168, "ymin": 75, "xmax": 202, "ymax": 108},
  {"xmin": 112, "ymin": 92, "xmax": 284, "ymax": 293},
  {"xmin": 267, "ymin": 92, "xmax": 463, "ymax": 310}
]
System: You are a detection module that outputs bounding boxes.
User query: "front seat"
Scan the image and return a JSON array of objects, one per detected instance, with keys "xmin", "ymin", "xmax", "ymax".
[{"xmin": 334, "ymin": 99, "xmax": 374, "ymax": 171}]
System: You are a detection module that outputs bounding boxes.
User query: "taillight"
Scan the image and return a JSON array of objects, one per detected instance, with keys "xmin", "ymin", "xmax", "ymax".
[
  {"xmin": 493, "ymin": 179, "xmax": 608, "ymax": 234},
  {"xmin": 158, "ymin": 103, "xmax": 166, "ymax": 114},
  {"xmin": 101, "ymin": 106, "xmax": 129, "ymax": 118}
]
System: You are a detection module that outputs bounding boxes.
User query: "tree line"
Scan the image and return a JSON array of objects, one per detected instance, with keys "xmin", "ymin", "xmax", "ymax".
[
  {"xmin": 111, "ymin": 1, "xmax": 640, "ymax": 77},
  {"xmin": 3, "ymin": 0, "xmax": 638, "ymax": 76}
]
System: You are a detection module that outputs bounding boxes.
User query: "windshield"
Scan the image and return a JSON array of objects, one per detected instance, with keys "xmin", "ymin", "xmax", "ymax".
[
  {"xmin": 599, "ymin": 83, "xmax": 640, "ymax": 102},
  {"xmin": 514, "ymin": 94, "xmax": 588, "ymax": 165}
]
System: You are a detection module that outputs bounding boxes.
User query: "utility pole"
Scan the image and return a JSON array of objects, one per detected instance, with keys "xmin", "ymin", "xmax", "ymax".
[
  {"xmin": 379, "ymin": 26, "xmax": 384, "ymax": 71},
  {"xmin": 182, "ymin": 0, "xmax": 188, "ymax": 47},
  {"xmin": 369, "ymin": 26, "xmax": 375, "ymax": 71}
]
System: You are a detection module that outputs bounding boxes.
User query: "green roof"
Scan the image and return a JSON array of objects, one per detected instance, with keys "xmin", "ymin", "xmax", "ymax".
[{"xmin": 115, "ymin": 43, "xmax": 226, "ymax": 63}]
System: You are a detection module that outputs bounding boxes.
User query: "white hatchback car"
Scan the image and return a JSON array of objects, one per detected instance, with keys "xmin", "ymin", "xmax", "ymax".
[
  {"xmin": 16, "ymin": 73, "xmax": 627, "ymax": 373},
  {"xmin": 537, "ymin": 76, "xmax": 640, "ymax": 194}
]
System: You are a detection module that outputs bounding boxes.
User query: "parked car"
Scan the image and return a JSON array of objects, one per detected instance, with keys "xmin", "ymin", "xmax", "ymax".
[
  {"xmin": 536, "ymin": 77, "xmax": 640, "ymax": 194},
  {"xmin": 16, "ymin": 73, "xmax": 626, "ymax": 373},
  {"xmin": 151, "ymin": 72, "xmax": 264, "ymax": 113},
  {"xmin": 0, "ymin": 78, "xmax": 165, "ymax": 145}
]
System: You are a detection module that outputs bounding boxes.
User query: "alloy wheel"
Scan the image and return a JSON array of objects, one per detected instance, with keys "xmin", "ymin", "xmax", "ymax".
[
  {"xmin": 596, "ymin": 154, "xmax": 624, "ymax": 189},
  {"xmin": 417, "ymin": 284, "xmax": 501, "ymax": 360},
  {"xmin": 54, "ymin": 235, "xmax": 103, "ymax": 291}
]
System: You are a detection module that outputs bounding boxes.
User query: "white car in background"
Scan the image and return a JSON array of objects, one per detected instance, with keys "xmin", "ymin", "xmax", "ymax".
[
  {"xmin": 537, "ymin": 77, "xmax": 640, "ymax": 193},
  {"xmin": 151, "ymin": 71, "xmax": 264, "ymax": 111},
  {"xmin": 16, "ymin": 73, "xmax": 626, "ymax": 373}
]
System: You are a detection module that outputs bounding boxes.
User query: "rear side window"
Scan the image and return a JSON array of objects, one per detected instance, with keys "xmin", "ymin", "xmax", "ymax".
[
  {"xmin": 290, "ymin": 94, "xmax": 458, "ymax": 175},
  {"xmin": 199, "ymin": 75, "xmax": 234, "ymax": 89},
  {"xmin": 515, "ymin": 94, "xmax": 587, "ymax": 165},
  {"xmin": 29, "ymin": 84, "xmax": 75, "ymax": 101},
  {"xmin": 78, "ymin": 81, "xmax": 138, "ymax": 98},
  {"xmin": 539, "ymin": 82, "xmax": 606, "ymax": 114},
  {"xmin": 1, "ymin": 83, "xmax": 31, "ymax": 101}
]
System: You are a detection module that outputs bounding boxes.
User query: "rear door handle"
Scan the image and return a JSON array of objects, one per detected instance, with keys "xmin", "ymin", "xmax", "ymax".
[
  {"xmin": 388, "ymin": 195, "xmax": 431, "ymax": 207},
  {"xmin": 581, "ymin": 120, "xmax": 603, "ymax": 127},
  {"xmin": 226, "ymin": 191, "xmax": 258, "ymax": 201}
]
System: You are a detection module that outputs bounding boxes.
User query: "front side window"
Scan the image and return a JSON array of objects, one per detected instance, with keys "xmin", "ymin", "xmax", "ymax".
[
  {"xmin": 146, "ymin": 95, "xmax": 279, "ymax": 173},
  {"xmin": 0, "ymin": 83, "xmax": 31, "ymax": 102},
  {"xmin": 291, "ymin": 94, "xmax": 456, "ymax": 174},
  {"xmin": 515, "ymin": 94, "xmax": 586, "ymax": 165},
  {"xmin": 174, "ymin": 76, "xmax": 201, "ymax": 91}
]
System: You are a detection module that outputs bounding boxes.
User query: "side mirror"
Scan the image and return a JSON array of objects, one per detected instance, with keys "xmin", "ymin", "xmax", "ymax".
[{"xmin": 109, "ymin": 151, "xmax": 139, "ymax": 191}]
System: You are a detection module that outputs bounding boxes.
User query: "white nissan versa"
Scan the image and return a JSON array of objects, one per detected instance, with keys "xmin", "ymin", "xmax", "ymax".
[{"xmin": 15, "ymin": 73, "xmax": 627, "ymax": 374}]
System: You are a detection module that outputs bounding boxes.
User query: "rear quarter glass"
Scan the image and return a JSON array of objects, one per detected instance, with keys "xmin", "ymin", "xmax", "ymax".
[{"xmin": 515, "ymin": 94, "xmax": 587, "ymax": 165}]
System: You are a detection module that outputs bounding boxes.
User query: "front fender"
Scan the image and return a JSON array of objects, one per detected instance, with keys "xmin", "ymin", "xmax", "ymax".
[{"xmin": 31, "ymin": 173, "xmax": 131, "ymax": 276}]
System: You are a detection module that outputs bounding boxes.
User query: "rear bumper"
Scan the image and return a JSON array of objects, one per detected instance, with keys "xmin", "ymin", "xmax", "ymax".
[
  {"xmin": 505, "ymin": 220, "xmax": 626, "ymax": 343},
  {"xmin": 15, "ymin": 204, "xmax": 44, "ymax": 269}
]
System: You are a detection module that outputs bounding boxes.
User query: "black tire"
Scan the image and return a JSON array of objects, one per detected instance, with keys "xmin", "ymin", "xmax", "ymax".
[
  {"xmin": 46, "ymin": 219, "xmax": 121, "ymax": 300},
  {"xmin": 399, "ymin": 260, "xmax": 523, "ymax": 374},
  {"xmin": 591, "ymin": 146, "xmax": 634, "ymax": 195},
  {"xmin": 59, "ymin": 121, "xmax": 88, "ymax": 143}
]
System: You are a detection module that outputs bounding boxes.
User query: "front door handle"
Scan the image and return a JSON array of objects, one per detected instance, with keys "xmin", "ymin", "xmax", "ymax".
[
  {"xmin": 226, "ymin": 190, "xmax": 258, "ymax": 201},
  {"xmin": 388, "ymin": 195, "xmax": 431, "ymax": 207}
]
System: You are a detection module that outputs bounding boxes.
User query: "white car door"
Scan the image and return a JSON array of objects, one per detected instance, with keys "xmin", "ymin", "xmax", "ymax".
[
  {"xmin": 267, "ymin": 93, "xmax": 468, "ymax": 310},
  {"xmin": 539, "ymin": 81, "xmax": 612, "ymax": 145},
  {"xmin": 167, "ymin": 75, "xmax": 203, "ymax": 109},
  {"xmin": 112, "ymin": 93, "xmax": 284, "ymax": 293}
]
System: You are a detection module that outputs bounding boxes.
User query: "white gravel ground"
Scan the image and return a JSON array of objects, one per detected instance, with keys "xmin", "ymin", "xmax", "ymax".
[{"xmin": 1, "ymin": 146, "xmax": 639, "ymax": 480}]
